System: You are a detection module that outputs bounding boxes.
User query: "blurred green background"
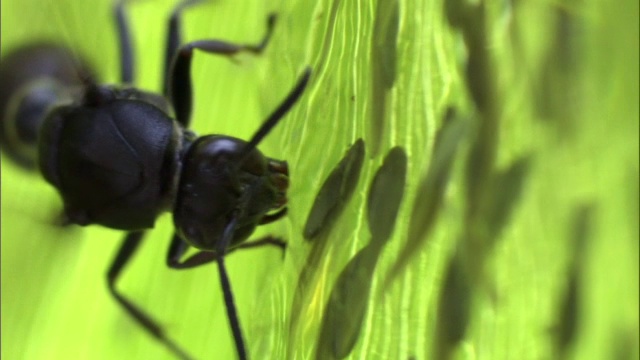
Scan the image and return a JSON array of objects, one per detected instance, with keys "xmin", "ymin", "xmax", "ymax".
[{"xmin": 1, "ymin": 0, "xmax": 638, "ymax": 359}]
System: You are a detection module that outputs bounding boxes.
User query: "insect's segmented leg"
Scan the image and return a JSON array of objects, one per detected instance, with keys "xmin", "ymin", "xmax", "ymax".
[
  {"xmin": 259, "ymin": 208, "xmax": 288, "ymax": 225},
  {"xmin": 236, "ymin": 237, "xmax": 286, "ymax": 251},
  {"xmin": 107, "ymin": 231, "xmax": 194, "ymax": 360},
  {"xmin": 166, "ymin": 233, "xmax": 219, "ymax": 269},
  {"xmin": 163, "ymin": 0, "xmax": 206, "ymax": 95},
  {"xmin": 166, "ymin": 234, "xmax": 286, "ymax": 269},
  {"xmin": 234, "ymin": 237, "xmax": 287, "ymax": 259},
  {"xmin": 168, "ymin": 14, "xmax": 277, "ymax": 128},
  {"xmin": 114, "ymin": 1, "xmax": 134, "ymax": 84},
  {"xmin": 166, "ymin": 212, "xmax": 255, "ymax": 359}
]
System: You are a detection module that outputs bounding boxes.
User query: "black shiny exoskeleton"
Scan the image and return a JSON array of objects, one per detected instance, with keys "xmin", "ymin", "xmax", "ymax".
[{"xmin": 1, "ymin": 1, "xmax": 310, "ymax": 359}]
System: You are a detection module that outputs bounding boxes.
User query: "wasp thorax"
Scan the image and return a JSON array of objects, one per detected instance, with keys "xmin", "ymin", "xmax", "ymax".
[
  {"xmin": 173, "ymin": 135, "xmax": 289, "ymax": 251},
  {"xmin": 38, "ymin": 94, "xmax": 183, "ymax": 231}
]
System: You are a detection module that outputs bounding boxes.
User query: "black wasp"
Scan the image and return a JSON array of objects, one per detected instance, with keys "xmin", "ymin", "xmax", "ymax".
[{"xmin": 0, "ymin": 1, "xmax": 310, "ymax": 359}]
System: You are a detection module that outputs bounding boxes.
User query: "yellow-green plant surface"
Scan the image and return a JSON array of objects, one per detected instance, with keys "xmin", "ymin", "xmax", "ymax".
[{"xmin": 1, "ymin": 0, "xmax": 637, "ymax": 359}]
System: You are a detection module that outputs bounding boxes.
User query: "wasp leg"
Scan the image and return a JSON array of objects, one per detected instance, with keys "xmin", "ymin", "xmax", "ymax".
[
  {"xmin": 166, "ymin": 234, "xmax": 285, "ymax": 269},
  {"xmin": 166, "ymin": 204, "xmax": 289, "ymax": 360},
  {"xmin": 114, "ymin": 1, "xmax": 134, "ymax": 84},
  {"xmin": 163, "ymin": 0, "xmax": 207, "ymax": 95},
  {"xmin": 168, "ymin": 14, "xmax": 277, "ymax": 127},
  {"xmin": 236, "ymin": 237, "xmax": 286, "ymax": 251},
  {"xmin": 261, "ymin": 207, "xmax": 287, "ymax": 225},
  {"xmin": 166, "ymin": 233, "xmax": 219, "ymax": 269},
  {"xmin": 235, "ymin": 237, "xmax": 287, "ymax": 260},
  {"xmin": 107, "ymin": 231, "xmax": 194, "ymax": 360}
]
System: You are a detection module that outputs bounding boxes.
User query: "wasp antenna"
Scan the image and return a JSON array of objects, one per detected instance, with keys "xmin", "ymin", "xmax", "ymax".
[{"xmin": 237, "ymin": 67, "xmax": 311, "ymax": 166}]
